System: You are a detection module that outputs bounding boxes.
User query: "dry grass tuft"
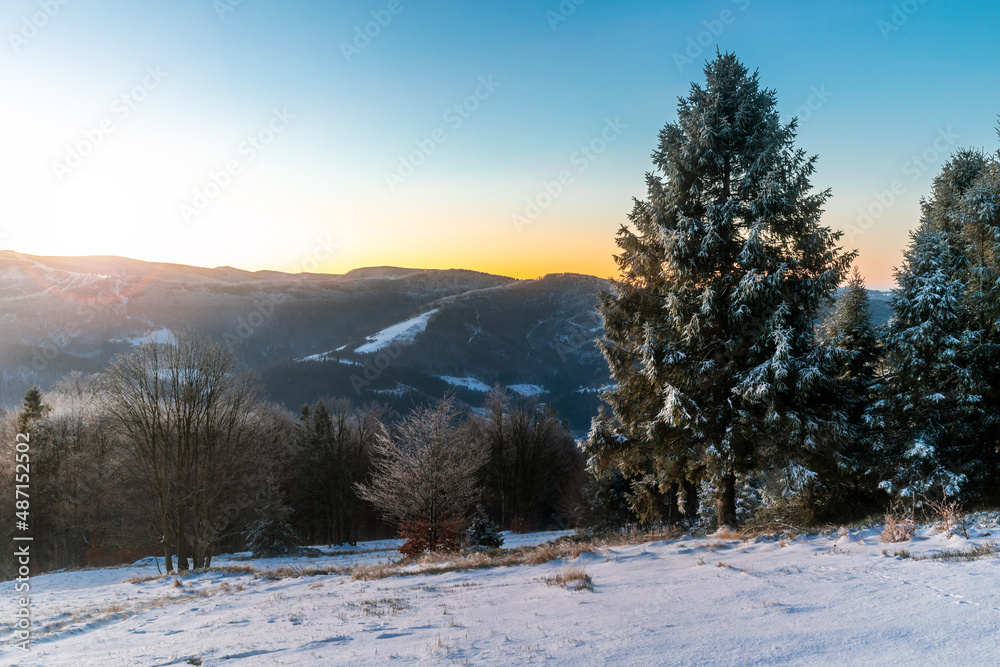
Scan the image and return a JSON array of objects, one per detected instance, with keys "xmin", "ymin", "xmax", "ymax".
[
  {"xmin": 912, "ymin": 541, "xmax": 1000, "ymax": 562},
  {"xmin": 349, "ymin": 528, "xmax": 685, "ymax": 582},
  {"xmin": 543, "ymin": 566, "xmax": 593, "ymax": 592},
  {"xmin": 880, "ymin": 513, "xmax": 916, "ymax": 543},
  {"xmin": 714, "ymin": 526, "xmax": 741, "ymax": 540},
  {"xmin": 928, "ymin": 499, "xmax": 969, "ymax": 539},
  {"xmin": 524, "ymin": 544, "xmax": 560, "ymax": 565},
  {"xmin": 102, "ymin": 600, "xmax": 127, "ymax": 614},
  {"xmin": 352, "ymin": 563, "xmax": 397, "ymax": 581}
]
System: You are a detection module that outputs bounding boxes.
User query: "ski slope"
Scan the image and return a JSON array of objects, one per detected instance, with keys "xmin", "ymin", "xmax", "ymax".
[{"xmin": 354, "ymin": 309, "xmax": 439, "ymax": 354}]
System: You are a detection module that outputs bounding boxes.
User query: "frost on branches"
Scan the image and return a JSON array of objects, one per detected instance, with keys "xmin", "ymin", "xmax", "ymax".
[
  {"xmin": 876, "ymin": 147, "xmax": 1000, "ymax": 502},
  {"xmin": 356, "ymin": 398, "xmax": 486, "ymax": 556},
  {"xmin": 244, "ymin": 479, "xmax": 298, "ymax": 558},
  {"xmin": 587, "ymin": 52, "xmax": 852, "ymax": 530}
]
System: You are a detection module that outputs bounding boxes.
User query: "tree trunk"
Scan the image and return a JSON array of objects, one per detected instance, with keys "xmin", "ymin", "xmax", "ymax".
[
  {"xmin": 683, "ymin": 480, "xmax": 700, "ymax": 519},
  {"xmin": 176, "ymin": 508, "xmax": 189, "ymax": 571},
  {"xmin": 716, "ymin": 473, "xmax": 737, "ymax": 530},
  {"xmin": 161, "ymin": 510, "xmax": 174, "ymax": 573}
]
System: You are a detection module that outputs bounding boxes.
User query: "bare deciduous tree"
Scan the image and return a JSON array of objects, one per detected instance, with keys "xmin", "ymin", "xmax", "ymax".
[
  {"xmin": 357, "ymin": 397, "xmax": 486, "ymax": 553},
  {"xmin": 101, "ymin": 335, "xmax": 272, "ymax": 571}
]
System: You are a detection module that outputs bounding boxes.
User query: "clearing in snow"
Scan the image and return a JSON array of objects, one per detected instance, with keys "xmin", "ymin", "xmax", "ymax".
[{"xmin": 354, "ymin": 309, "xmax": 439, "ymax": 354}]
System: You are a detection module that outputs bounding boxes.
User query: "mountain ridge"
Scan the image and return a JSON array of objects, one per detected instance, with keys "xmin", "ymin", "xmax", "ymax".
[{"xmin": 0, "ymin": 251, "xmax": 893, "ymax": 433}]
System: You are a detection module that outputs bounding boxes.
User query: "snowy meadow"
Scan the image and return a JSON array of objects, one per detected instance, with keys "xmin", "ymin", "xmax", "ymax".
[{"xmin": 5, "ymin": 522, "xmax": 1000, "ymax": 665}]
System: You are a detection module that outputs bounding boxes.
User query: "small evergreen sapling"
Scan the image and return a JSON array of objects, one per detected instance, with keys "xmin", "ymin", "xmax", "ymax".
[
  {"xmin": 244, "ymin": 479, "xmax": 298, "ymax": 558},
  {"xmin": 466, "ymin": 505, "xmax": 504, "ymax": 550}
]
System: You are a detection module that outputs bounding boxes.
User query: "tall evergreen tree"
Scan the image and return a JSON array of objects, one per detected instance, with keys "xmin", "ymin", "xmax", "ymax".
[
  {"xmin": 588, "ymin": 53, "xmax": 853, "ymax": 529},
  {"xmin": 877, "ymin": 229, "xmax": 982, "ymax": 500},
  {"xmin": 285, "ymin": 400, "xmax": 381, "ymax": 546},
  {"xmin": 17, "ymin": 386, "xmax": 50, "ymax": 434},
  {"xmin": 876, "ymin": 145, "xmax": 1000, "ymax": 503},
  {"xmin": 957, "ymin": 157, "xmax": 1000, "ymax": 497},
  {"xmin": 244, "ymin": 478, "xmax": 298, "ymax": 558}
]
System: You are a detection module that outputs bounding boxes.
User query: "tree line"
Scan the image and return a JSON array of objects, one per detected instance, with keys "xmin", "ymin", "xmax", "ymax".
[
  {"xmin": 0, "ymin": 336, "xmax": 585, "ymax": 577},
  {"xmin": 588, "ymin": 52, "xmax": 1000, "ymax": 529}
]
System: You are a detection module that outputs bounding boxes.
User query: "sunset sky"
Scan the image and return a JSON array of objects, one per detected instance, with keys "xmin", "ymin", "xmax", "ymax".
[{"xmin": 1, "ymin": 0, "xmax": 998, "ymax": 288}]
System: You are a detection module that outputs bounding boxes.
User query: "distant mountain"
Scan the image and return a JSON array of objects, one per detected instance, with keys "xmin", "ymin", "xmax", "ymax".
[
  {"xmin": 0, "ymin": 251, "xmax": 608, "ymax": 432},
  {"xmin": 0, "ymin": 250, "xmax": 896, "ymax": 434}
]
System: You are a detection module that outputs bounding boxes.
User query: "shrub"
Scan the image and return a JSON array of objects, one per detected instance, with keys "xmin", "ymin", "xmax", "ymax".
[
  {"xmin": 466, "ymin": 506, "xmax": 504, "ymax": 550},
  {"xmin": 928, "ymin": 498, "xmax": 968, "ymax": 539},
  {"xmin": 399, "ymin": 517, "xmax": 463, "ymax": 558},
  {"xmin": 244, "ymin": 479, "xmax": 298, "ymax": 557},
  {"xmin": 880, "ymin": 512, "xmax": 916, "ymax": 543}
]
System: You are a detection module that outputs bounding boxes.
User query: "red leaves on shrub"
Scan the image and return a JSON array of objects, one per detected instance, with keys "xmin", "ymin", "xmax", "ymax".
[{"xmin": 398, "ymin": 517, "xmax": 463, "ymax": 557}]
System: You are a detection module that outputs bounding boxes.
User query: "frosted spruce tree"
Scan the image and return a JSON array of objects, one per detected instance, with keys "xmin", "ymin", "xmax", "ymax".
[
  {"xmin": 957, "ymin": 154, "xmax": 1000, "ymax": 496},
  {"xmin": 588, "ymin": 53, "xmax": 853, "ymax": 529},
  {"xmin": 244, "ymin": 478, "xmax": 298, "ymax": 558},
  {"xmin": 877, "ymin": 229, "xmax": 982, "ymax": 501},
  {"xmin": 875, "ymin": 145, "xmax": 1000, "ymax": 504}
]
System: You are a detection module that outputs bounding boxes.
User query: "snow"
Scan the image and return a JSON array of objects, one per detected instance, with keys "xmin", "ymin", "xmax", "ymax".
[
  {"xmin": 372, "ymin": 382, "xmax": 414, "ymax": 397},
  {"xmin": 437, "ymin": 379, "xmax": 548, "ymax": 396},
  {"xmin": 438, "ymin": 376, "xmax": 493, "ymax": 393},
  {"xmin": 354, "ymin": 309, "xmax": 438, "ymax": 354},
  {"xmin": 295, "ymin": 351, "xmax": 361, "ymax": 366},
  {"xmin": 118, "ymin": 328, "xmax": 176, "ymax": 347},
  {"xmin": 507, "ymin": 384, "xmax": 547, "ymax": 397},
  {"xmin": 5, "ymin": 524, "xmax": 1000, "ymax": 664}
]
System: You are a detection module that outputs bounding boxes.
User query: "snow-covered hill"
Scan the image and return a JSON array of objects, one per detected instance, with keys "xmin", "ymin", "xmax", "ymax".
[{"xmin": 4, "ymin": 522, "xmax": 1000, "ymax": 665}]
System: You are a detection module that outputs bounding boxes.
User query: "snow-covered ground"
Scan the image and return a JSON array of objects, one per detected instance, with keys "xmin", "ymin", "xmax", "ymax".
[
  {"xmin": 354, "ymin": 309, "xmax": 438, "ymax": 354},
  {"xmin": 5, "ymin": 523, "xmax": 1000, "ymax": 665},
  {"xmin": 507, "ymin": 384, "xmax": 547, "ymax": 397},
  {"xmin": 438, "ymin": 378, "xmax": 548, "ymax": 397},
  {"xmin": 115, "ymin": 328, "xmax": 176, "ymax": 347},
  {"xmin": 439, "ymin": 376, "xmax": 493, "ymax": 392}
]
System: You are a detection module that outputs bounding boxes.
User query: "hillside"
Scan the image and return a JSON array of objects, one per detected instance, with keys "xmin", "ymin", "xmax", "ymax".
[
  {"xmin": 3, "ymin": 522, "xmax": 1000, "ymax": 664},
  {"xmin": 0, "ymin": 252, "xmax": 608, "ymax": 431},
  {"xmin": 0, "ymin": 251, "xmax": 895, "ymax": 433}
]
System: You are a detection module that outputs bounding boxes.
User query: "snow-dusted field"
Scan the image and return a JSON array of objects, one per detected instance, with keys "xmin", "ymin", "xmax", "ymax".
[{"xmin": 4, "ymin": 523, "xmax": 1000, "ymax": 665}]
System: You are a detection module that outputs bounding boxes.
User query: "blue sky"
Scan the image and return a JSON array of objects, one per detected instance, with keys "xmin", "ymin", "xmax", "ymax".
[{"xmin": 1, "ymin": 0, "xmax": 998, "ymax": 287}]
